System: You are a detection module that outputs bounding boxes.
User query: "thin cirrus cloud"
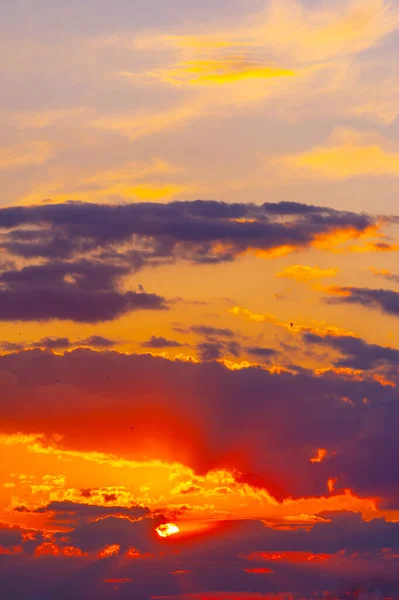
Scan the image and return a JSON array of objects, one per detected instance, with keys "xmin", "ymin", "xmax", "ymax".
[
  {"xmin": 19, "ymin": 157, "xmax": 182, "ymax": 206},
  {"xmin": 121, "ymin": 59, "xmax": 296, "ymax": 88},
  {"xmin": 0, "ymin": 141, "xmax": 54, "ymax": 171},
  {"xmin": 276, "ymin": 265, "xmax": 338, "ymax": 282},
  {"xmin": 91, "ymin": 0, "xmax": 399, "ymax": 145},
  {"xmin": 276, "ymin": 128, "xmax": 399, "ymax": 180},
  {"xmin": 135, "ymin": 0, "xmax": 399, "ymax": 64}
]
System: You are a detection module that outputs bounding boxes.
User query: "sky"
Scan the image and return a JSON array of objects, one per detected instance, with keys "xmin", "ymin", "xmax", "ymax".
[{"xmin": 1, "ymin": 0, "xmax": 399, "ymax": 598}]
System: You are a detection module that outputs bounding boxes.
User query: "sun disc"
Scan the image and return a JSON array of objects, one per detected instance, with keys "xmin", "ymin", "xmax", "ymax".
[{"xmin": 156, "ymin": 523, "xmax": 179, "ymax": 538}]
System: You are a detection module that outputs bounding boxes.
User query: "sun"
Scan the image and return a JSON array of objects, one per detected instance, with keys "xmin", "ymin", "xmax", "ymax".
[{"xmin": 156, "ymin": 523, "xmax": 180, "ymax": 538}]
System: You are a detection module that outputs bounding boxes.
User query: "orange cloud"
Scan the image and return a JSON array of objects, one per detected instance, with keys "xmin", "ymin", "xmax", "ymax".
[
  {"xmin": 243, "ymin": 568, "xmax": 274, "ymax": 574},
  {"xmin": 89, "ymin": 103, "xmax": 204, "ymax": 142},
  {"xmin": 135, "ymin": 59, "xmax": 295, "ymax": 87},
  {"xmin": 310, "ymin": 449, "xmax": 328, "ymax": 463},
  {"xmin": 99, "ymin": 543, "xmax": 120, "ymax": 558},
  {"xmin": 328, "ymin": 478, "xmax": 337, "ymax": 493},
  {"xmin": 325, "ymin": 285, "xmax": 353, "ymax": 297},
  {"xmin": 35, "ymin": 542, "xmax": 84, "ymax": 556},
  {"xmin": 0, "ymin": 545, "xmax": 22, "ymax": 555},
  {"xmin": 311, "ymin": 222, "xmax": 384, "ymax": 252},
  {"xmin": 277, "ymin": 128, "xmax": 399, "ymax": 180},
  {"xmin": 313, "ymin": 366, "xmax": 395, "ymax": 387},
  {"xmin": 0, "ymin": 141, "xmax": 53, "ymax": 171},
  {"xmin": 136, "ymin": 0, "xmax": 399, "ymax": 63},
  {"xmin": 347, "ymin": 241, "xmax": 399, "ymax": 253},
  {"xmin": 276, "ymin": 264, "xmax": 338, "ymax": 282},
  {"xmin": 252, "ymin": 551, "xmax": 331, "ymax": 563},
  {"xmin": 230, "ymin": 305, "xmax": 355, "ymax": 337},
  {"xmin": 370, "ymin": 267, "xmax": 392, "ymax": 276},
  {"xmin": 251, "ymin": 245, "xmax": 296, "ymax": 259},
  {"xmin": 171, "ymin": 570, "xmax": 191, "ymax": 575},
  {"xmin": 126, "ymin": 548, "xmax": 154, "ymax": 559},
  {"xmin": 3, "ymin": 107, "xmax": 92, "ymax": 130},
  {"xmin": 20, "ymin": 157, "xmax": 182, "ymax": 205}
]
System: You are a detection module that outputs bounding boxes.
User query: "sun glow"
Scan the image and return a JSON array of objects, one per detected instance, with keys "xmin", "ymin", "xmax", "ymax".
[{"xmin": 156, "ymin": 523, "xmax": 180, "ymax": 538}]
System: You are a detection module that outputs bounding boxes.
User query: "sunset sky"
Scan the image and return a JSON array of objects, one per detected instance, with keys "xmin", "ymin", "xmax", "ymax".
[{"xmin": 1, "ymin": 1, "xmax": 399, "ymax": 598}]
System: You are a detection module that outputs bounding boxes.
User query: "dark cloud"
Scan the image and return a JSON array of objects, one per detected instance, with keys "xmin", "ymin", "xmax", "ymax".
[
  {"xmin": 58, "ymin": 514, "xmax": 163, "ymax": 555},
  {"xmin": 0, "ymin": 260, "xmax": 167, "ymax": 322},
  {"xmin": 371, "ymin": 270, "xmax": 399, "ymax": 284},
  {"xmin": 304, "ymin": 333, "xmax": 399, "ymax": 370},
  {"xmin": 77, "ymin": 335, "xmax": 116, "ymax": 348},
  {"xmin": 225, "ymin": 340, "xmax": 241, "ymax": 357},
  {"xmin": 0, "ymin": 335, "xmax": 116, "ymax": 353},
  {"xmin": 197, "ymin": 341, "xmax": 224, "ymax": 361},
  {"xmin": 141, "ymin": 336, "xmax": 183, "ymax": 349},
  {"xmin": 1, "ymin": 349, "xmax": 398, "ymax": 503},
  {"xmin": 0, "ymin": 200, "xmax": 374, "ymax": 265},
  {"xmin": 246, "ymin": 347, "xmax": 277, "ymax": 359},
  {"xmin": 0, "ymin": 341, "xmax": 25, "ymax": 352},
  {"xmin": 1, "ymin": 512, "xmax": 399, "ymax": 599},
  {"xmin": 33, "ymin": 337, "xmax": 71, "ymax": 350},
  {"xmin": 326, "ymin": 287, "xmax": 399, "ymax": 318},
  {"xmin": 34, "ymin": 501, "xmax": 150, "ymax": 528},
  {"xmin": 173, "ymin": 324, "xmax": 240, "ymax": 359},
  {"xmin": 0, "ymin": 524, "xmax": 23, "ymax": 549},
  {"xmin": 190, "ymin": 325, "xmax": 235, "ymax": 338},
  {"xmin": 0, "ymin": 200, "xmax": 378, "ymax": 322}
]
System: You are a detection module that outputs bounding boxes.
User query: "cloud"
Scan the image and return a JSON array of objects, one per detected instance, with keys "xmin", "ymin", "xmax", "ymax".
[
  {"xmin": 2, "ymin": 511, "xmax": 399, "ymax": 599},
  {"xmin": 277, "ymin": 128, "xmax": 399, "ymax": 180},
  {"xmin": 0, "ymin": 259, "xmax": 167, "ymax": 322},
  {"xmin": 186, "ymin": 325, "xmax": 240, "ymax": 361},
  {"xmin": 370, "ymin": 268, "xmax": 399, "ymax": 283},
  {"xmin": 1, "ymin": 348, "xmax": 399, "ymax": 503},
  {"xmin": 230, "ymin": 305, "xmax": 355, "ymax": 338},
  {"xmin": 0, "ymin": 335, "xmax": 116, "ymax": 353},
  {"xmin": 246, "ymin": 347, "xmax": 277, "ymax": 359},
  {"xmin": 1, "ymin": 107, "xmax": 92, "ymax": 130},
  {"xmin": 142, "ymin": 336, "xmax": 183, "ymax": 349},
  {"xmin": 276, "ymin": 265, "xmax": 338, "ymax": 282},
  {"xmin": 19, "ymin": 157, "xmax": 183, "ymax": 206},
  {"xmin": 0, "ymin": 200, "xmax": 377, "ymax": 264},
  {"xmin": 190, "ymin": 325, "xmax": 235, "ymax": 339},
  {"xmin": 0, "ymin": 141, "xmax": 53, "ymax": 171},
  {"xmin": 78, "ymin": 335, "xmax": 116, "ymax": 348},
  {"xmin": 128, "ymin": 59, "xmax": 295, "ymax": 87},
  {"xmin": 89, "ymin": 102, "xmax": 204, "ymax": 142},
  {"xmin": 137, "ymin": 0, "xmax": 399, "ymax": 65},
  {"xmin": 0, "ymin": 524, "xmax": 23, "ymax": 549},
  {"xmin": 0, "ymin": 199, "xmax": 382, "ymax": 322},
  {"xmin": 304, "ymin": 332, "xmax": 399, "ymax": 370},
  {"xmin": 34, "ymin": 501, "xmax": 150, "ymax": 527},
  {"xmin": 326, "ymin": 286, "xmax": 399, "ymax": 318},
  {"xmin": 196, "ymin": 341, "xmax": 224, "ymax": 361},
  {"xmin": 120, "ymin": 0, "xmax": 399, "ymax": 139}
]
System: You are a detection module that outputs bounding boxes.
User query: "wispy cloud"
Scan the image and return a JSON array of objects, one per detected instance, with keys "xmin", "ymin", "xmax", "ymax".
[
  {"xmin": 277, "ymin": 129, "xmax": 399, "ymax": 180},
  {"xmin": 0, "ymin": 141, "xmax": 53, "ymax": 171}
]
